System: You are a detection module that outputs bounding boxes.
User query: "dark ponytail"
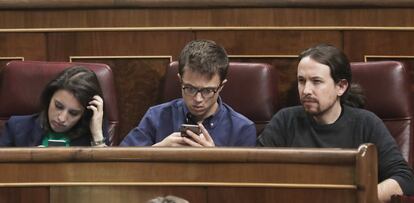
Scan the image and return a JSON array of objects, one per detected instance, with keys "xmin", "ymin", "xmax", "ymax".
[{"xmin": 342, "ymin": 83, "xmax": 366, "ymax": 108}]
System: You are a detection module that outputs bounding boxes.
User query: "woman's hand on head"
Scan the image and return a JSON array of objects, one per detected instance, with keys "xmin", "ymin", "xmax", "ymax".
[{"xmin": 87, "ymin": 95, "xmax": 104, "ymax": 142}]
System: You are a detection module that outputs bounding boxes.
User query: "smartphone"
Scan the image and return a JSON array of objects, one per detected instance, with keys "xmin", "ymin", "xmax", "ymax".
[
  {"xmin": 180, "ymin": 124, "xmax": 201, "ymax": 137},
  {"xmin": 48, "ymin": 139, "xmax": 68, "ymax": 147}
]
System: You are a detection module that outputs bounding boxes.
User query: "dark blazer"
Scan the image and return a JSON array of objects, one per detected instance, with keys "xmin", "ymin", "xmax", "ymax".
[{"xmin": 0, "ymin": 114, "xmax": 102, "ymax": 146}]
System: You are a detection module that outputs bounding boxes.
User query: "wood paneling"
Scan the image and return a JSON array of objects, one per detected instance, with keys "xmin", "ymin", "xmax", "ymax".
[
  {"xmin": 0, "ymin": 187, "xmax": 49, "ymax": 203},
  {"xmin": 46, "ymin": 31, "xmax": 194, "ymax": 60},
  {"xmin": 50, "ymin": 186, "xmax": 205, "ymax": 203},
  {"xmin": 208, "ymin": 187, "xmax": 356, "ymax": 203},
  {"xmin": 0, "ymin": 145, "xmax": 378, "ymax": 202},
  {"xmin": 2, "ymin": 8, "xmax": 414, "ymax": 28},
  {"xmin": 343, "ymin": 31, "xmax": 414, "ymax": 62},
  {"xmin": 48, "ymin": 186, "xmax": 357, "ymax": 203},
  {"xmin": 2, "ymin": 0, "xmax": 414, "ymax": 9},
  {"xmin": 196, "ymin": 30, "xmax": 342, "ymax": 55},
  {"xmin": 0, "ymin": 33, "xmax": 46, "ymax": 60}
]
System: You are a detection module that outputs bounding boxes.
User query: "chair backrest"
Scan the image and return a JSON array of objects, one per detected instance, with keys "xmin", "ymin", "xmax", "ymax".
[
  {"xmin": 0, "ymin": 60, "xmax": 119, "ymax": 145},
  {"xmin": 351, "ymin": 61, "xmax": 413, "ymax": 167},
  {"xmin": 162, "ymin": 61, "xmax": 277, "ymax": 134}
]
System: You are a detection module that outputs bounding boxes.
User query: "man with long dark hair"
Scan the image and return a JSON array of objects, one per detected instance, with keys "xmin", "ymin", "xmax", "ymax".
[{"xmin": 257, "ymin": 44, "xmax": 414, "ymax": 202}]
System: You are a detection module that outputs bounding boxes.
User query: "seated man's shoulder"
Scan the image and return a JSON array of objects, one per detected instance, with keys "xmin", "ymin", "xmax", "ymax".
[
  {"xmin": 147, "ymin": 99, "xmax": 183, "ymax": 114},
  {"xmin": 345, "ymin": 105, "xmax": 382, "ymax": 122}
]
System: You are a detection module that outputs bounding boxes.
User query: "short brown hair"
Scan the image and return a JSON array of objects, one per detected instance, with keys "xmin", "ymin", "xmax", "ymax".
[{"xmin": 178, "ymin": 39, "xmax": 229, "ymax": 82}]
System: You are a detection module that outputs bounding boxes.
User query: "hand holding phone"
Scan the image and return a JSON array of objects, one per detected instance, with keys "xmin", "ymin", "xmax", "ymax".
[
  {"xmin": 180, "ymin": 124, "xmax": 201, "ymax": 137},
  {"xmin": 180, "ymin": 123, "xmax": 216, "ymax": 147}
]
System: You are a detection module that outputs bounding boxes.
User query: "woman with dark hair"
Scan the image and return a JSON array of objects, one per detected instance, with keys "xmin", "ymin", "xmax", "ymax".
[{"xmin": 0, "ymin": 66, "xmax": 108, "ymax": 147}]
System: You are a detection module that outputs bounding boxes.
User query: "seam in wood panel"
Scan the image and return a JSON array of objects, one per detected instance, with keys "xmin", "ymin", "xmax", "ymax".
[
  {"xmin": 1, "ymin": 27, "xmax": 414, "ymax": 33},
  {"xmin": 229, "ymin": 55, "xmax": 298, "ymax": 58},
  {"xmin": 0, "ymin": 57, "xmax": 24, "ymax": 61},
  {"xmin": 70, "ymin": 56, "xmax": 173, "ymax": 63},
  {"xmin": 0, "ymin": 182, "xmax": 357, "ymax": 189},
  {"xmin": 364, "ymin": 55, "xmax": 414, "ymax": 62}
]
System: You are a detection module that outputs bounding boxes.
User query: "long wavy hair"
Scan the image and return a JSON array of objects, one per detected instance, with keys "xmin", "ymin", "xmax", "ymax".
[{"xmin": 39, "ymin": 66, "xmax": 103, "ymax": 139}]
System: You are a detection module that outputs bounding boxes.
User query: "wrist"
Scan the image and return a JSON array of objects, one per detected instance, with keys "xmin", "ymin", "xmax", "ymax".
[{"xmin": 91, "ymin": 138, "xmax": 106, "ymax": 146}]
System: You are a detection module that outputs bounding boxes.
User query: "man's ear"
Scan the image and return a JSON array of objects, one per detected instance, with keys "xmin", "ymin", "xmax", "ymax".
[
  {"xmin": 218, "ymin": 79, "xmax": 228, "ymax": 91},
  {"xmin": 337, "ymin": 79, "xmax": 349, "ymax": 96}
]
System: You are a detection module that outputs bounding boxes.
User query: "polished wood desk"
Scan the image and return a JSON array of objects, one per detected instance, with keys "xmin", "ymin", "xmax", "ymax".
[{"xmin": 0, "ymin": 144, "xmax": 378, "ymax": 203}]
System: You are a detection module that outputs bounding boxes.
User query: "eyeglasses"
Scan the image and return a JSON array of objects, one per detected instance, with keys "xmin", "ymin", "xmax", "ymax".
[{"xmin": 181, "ymin": 83, "xmax": 222, "ymax": 98}]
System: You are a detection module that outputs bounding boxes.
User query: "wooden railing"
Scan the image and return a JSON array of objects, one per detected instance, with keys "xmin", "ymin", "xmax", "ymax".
[
  {"xmin": 0, "ymin": 144, "xmax": 379, "ymax": 202},
  {"xmin": 0, "ymin": 0, "xmax": 413, "ymax": 9}
]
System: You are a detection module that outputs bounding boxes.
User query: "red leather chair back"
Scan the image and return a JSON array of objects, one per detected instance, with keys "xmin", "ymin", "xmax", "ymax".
[
  {"xmin": 351, "ymin": 61, "xmax": 413, "ymax": 167},
  {"xmin": 162, "ymin": 61, "xmax": 277, "ymax": 134},
  {"xmin": 0, "ymin": 60, "xmax": 119, "ymax": 145}
]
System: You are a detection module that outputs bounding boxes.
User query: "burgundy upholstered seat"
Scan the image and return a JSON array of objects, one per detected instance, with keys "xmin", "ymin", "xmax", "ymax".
[{"xmin": 351, "ymin": 61, "xmax": 413, "ymax": 168}]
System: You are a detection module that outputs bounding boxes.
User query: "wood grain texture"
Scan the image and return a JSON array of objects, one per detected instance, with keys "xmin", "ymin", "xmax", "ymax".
[
  {"xmin": 46, "ymin": 31, "xmax": 194, "ymax": 60},
  {"xmin": 0, "ymin": 148, "xmax": 359, "ymax": 186},
  {"xmin": 0, "ymin": 0, "xmax": 414, "ymax": 9},
  {"xmin": 0, "ymin": 187, "xmax": 49, "ymax": 203},
  {"xmin": 2, "ymin": 8, "xmax": 414, "ymax": 28},
  {"xmin": 343, "ymin": 31, "xmax": 414, "ymax": 62},
  {"xmin": 50, "ymin": 186, "xmax": 205, "ymax": 203},
  {"xmin": 0, "ymin": 147, "xmax": 357, "ymax": 163},
  {"xmin": 0, "ymin": 145, "xmax": 378, "ymax": 203},
  {"xmin": 0, "ymin": 33, "xmax": 46, "ymax": 60},
  {"xmin": 207, "ymin": 187, "xmax": 356, "ymax": 203}
]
